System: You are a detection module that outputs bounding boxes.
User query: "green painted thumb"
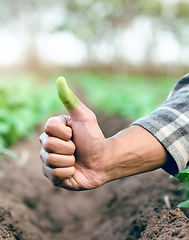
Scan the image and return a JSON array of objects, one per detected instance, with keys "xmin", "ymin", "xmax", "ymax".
[{"xmin": 56, "ymin": 76, "xmax": 80, "ymax": 111}]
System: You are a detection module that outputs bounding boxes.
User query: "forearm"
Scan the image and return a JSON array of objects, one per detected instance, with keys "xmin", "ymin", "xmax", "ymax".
[{"xmin": 104, "ymin": 125, "xmax": 167, "ymax": 182}]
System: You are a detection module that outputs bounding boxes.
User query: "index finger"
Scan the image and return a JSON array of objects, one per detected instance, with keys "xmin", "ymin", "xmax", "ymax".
[{"xmin": 44, "ymin": 116, "xmax": 72, "ymax": 141}]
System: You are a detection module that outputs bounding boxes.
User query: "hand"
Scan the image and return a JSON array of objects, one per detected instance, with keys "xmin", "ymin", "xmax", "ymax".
[
  {"xmin": 40, "ymin": 77, "xmax": 109, "ymax": 190},
  {"xmin": 40, "ymin": 77, "xmax": 168, "ymax": 191}
]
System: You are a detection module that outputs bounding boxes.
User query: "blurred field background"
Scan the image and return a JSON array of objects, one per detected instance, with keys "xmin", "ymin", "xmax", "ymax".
[{"xmin": 0, "ymin": 0, "xmax": 189, "ymax": 155}]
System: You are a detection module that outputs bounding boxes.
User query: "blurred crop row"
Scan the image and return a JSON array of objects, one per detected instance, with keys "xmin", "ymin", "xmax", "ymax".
[
  {"xmin": 69, "ymin": 71, "xmax": 177, "ymax": 120},
  {"xmin": 0, "ymin": 73, "xmax": 62, "ymax": 158},
  {"xmin": 0, "ymin": 70, "xmax": 177, "ymax": 152}
]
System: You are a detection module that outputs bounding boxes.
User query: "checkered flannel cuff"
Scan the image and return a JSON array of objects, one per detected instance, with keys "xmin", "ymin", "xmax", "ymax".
[{"xmin": 132, "ymin": 73, "xmax": 189, "ymax": 176}]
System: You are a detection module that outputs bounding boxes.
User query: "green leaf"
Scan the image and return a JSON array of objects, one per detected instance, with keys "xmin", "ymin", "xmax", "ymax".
[
  {"xmin": 0, "ymin": 146, "xmax": 19, "ymax": 162},
  {"xmin": 179, "ymin": 181, "xmax": 189, "ymax": 190},
  {"xmin": 177, "ymin": 169, "xmax": 189, "ymax": 183},
  {"xmin": 177, "ymin": 200, "xmax": 189, "ymax": 208},
  {"xmin": 182, "ymin": 190, "xmax": 189, "ymax": 200}
]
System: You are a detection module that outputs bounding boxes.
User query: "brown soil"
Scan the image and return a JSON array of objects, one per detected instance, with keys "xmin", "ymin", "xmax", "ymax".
[{"xmin": 0, "ymin": 110, "xmax": 189, "ymax": 240}]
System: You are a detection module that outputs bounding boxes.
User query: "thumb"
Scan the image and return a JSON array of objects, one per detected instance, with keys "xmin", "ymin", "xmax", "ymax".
[{"xmin": 56, "ymin": 76, "xmax": 93, "ymax": 121}]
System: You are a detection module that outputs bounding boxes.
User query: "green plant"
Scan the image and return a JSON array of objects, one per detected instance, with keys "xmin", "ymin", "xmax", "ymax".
[
  {"xmin": 75, "ymin": 71, "xmax": 176, "ymax": 121},
  {"xmin": 0, "ymin": 146, "xmax": 19, "ymax": 161},
  {"xmin": 0, "ymin": 74, "xmax": 62, "ymax": 160},
  {"xmin": 177, "ymin": 168, "xmax": 189, "ymax": 208}
]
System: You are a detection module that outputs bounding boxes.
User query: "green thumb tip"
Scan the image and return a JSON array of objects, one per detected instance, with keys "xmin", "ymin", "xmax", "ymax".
[{"xmin": 56, "ymin": 76, "xmax": 80, "ymax": 110}]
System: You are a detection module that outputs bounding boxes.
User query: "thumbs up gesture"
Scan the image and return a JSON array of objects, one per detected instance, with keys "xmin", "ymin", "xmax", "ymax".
[
  {"xmin": 40, "ymin": 77, "xmax": 109, "ymax": 190},
  {"xmin": 40, "ymin": 77, "xmax": 168, "ymax": 190}
]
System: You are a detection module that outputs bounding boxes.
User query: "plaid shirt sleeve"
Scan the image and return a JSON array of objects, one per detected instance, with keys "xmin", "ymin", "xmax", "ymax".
[{"xmin": 131, "ymin": 73, "xmax": 189, "ymax": 176}]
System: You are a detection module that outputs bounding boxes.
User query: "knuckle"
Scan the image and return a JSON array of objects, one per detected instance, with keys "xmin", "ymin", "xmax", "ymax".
[
  {"xmin": 40, "ymin": 149, "xmax": 43, "ymax": 161},
  {"xmin": 44, "ymin": 117, "xmax": 59, "ymax": 134},
  {"xmin": 82, "ymin": 109, "xmax": 97, "ymax": 122},
  {"xmin": 88, "ymin": 111, "xmax": 97, "ymax": 122},
  {"xmin": 44, "ymin": 137, "xmax": 56, "ymax": 152},
  {"xmin": 46, "ymin": 154, "xmax": 56, "ymax": 166},
  {"xmin": 39, "ymin": 132, "xmax": 47, "ymax": 146},
  {"xmin": 53, "ymin": 168, "xmax": 61, "ymax": 178}
]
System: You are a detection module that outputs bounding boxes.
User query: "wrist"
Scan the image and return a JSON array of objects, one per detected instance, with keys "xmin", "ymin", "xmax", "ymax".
[
  {"xmin": 103, "ymin": 126, "xmax": 167, "ymax": 183},
  {"xmin": 104, "ymin": 133, "xmax": 142, "ymax": 182}
]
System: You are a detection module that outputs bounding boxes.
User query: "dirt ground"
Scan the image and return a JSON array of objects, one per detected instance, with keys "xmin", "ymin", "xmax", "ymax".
[{"xmin": 0, "ymin": 109, "xmax": 189, "ymax": 240}]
